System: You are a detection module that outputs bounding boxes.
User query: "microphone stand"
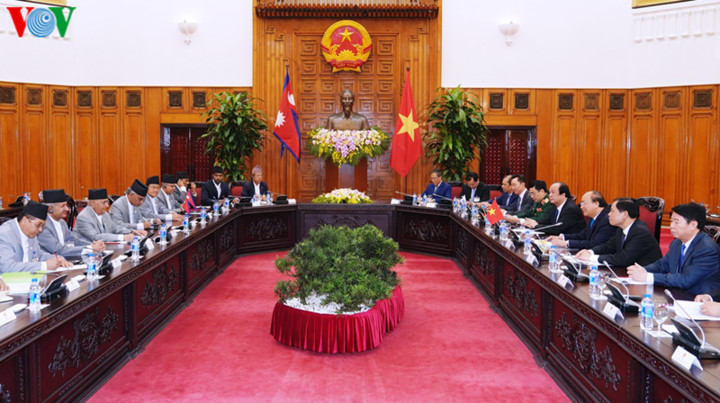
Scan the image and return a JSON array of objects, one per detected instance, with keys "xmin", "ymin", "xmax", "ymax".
[
  {"xmin": 663, "ymin": 289, "xmax": 720, "ymax": 359},
  {"xmin": 602, "ymin": 261, "xmax": 639, "ymax": 313}
]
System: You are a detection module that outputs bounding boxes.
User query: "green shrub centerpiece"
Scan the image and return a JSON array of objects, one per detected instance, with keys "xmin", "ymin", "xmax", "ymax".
[{"xmin": 274, "ymin": 224, "xmax": 403, "ymax": 314}]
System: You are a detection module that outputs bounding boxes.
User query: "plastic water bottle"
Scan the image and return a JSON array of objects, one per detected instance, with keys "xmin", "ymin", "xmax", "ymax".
[
  {"xmin": 200, "ymin": 208, "xmax": 207, "ymax": 223},
  {"xmin": 86, "ymin": 252, "xmax": 97, "ymax": 281},
  {"xmin": 131, "ymin": 236, "xmax": 140, "ymax": 262},
  {"xmin": 213, "ymin": 201, "xmax": 220, "ymax": 215},
  {"xmin": 29, "ymin": 278, "xmax": 41, "ymax": 312},
  {"xmin": 0, "ymin": 196, "xmax": 3, "ymax": 210},
  {"xmin": 589, "ymin": 265, "xmax": 599, "ymax": 298},
  {"xmin": 412, "ymin": 193, "xmax": 417, "ymax": 206},
  {"xmin": 267, "ymin": 192, "xmax": 273, "ymax": 204},
  {"xmin": 159, "ymin": 223, "xmax": 167, "ymax": 245},
  {"xmin": 252, "ymin": 194, "xmax": 258, "ymax": 204},
  {"xmin": 549, "ymin": 245, "xmax": 560, "ymax": 272},
  {"xmin": 224, "ymin": 197, "xmax": 230, "ymax": 212},
  {"xmin": 523, "ymin": 230, "xmax": 532, "ymax": 254},
  {"xmin": 23, "ymin": 192, "xmax": 29, "ymax": 205},
  {"xmin": 183, "ymin": 215, "xmax": 190, "ymax": 233},
  {"xmin": 640, "ymin": 293, "xmax": 654, "ymax": 331}
]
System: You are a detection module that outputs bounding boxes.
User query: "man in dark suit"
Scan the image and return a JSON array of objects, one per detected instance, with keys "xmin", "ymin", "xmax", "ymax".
[
  {"xmin": 458, "ymin": 172, "xmax": 489, "ymax": 203},
  {"xmin": 628, "ymin": 203, "xmax": 720, "ymax": 295},
  {"xmin": 503, "ymin": 174, "xmax": 532, "ymax": 214},
  {"xmin": 547, "ymin": 190, "xmax": 615, "ymax": 250},
  {"xmin": 505, "ymin": 180, "xmax": 553, "ymax": 226},
  {"xmin": 421, "ymin": 169, "xmax": 452, "ymax": 200},
  {"xmin": 241, "ymin": 165, "xmax": 270, "ymax": 200},
  {"xmin": 539, "ymin": 182, "xmax": 586, "ymax": 236},
  {"xmin": 201, "ymin": 166, "xmax": 233, "ymax": 206},
  {"xmin": 480, "ymin": 174, "xmax": 517, "ymax": 209},
  {"xmin": 576, "ymin": 198, "xmax": 662, "ymax": 267}
]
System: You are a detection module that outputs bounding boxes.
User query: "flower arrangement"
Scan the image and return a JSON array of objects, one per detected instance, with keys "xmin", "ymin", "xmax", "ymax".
[
  {"xmin": 312, "ymin": 188, "xmax": 372, "ymax": 204},
  {"xmin": 308, "ymin": 126, "xmax": 389, "ymax": 166}
]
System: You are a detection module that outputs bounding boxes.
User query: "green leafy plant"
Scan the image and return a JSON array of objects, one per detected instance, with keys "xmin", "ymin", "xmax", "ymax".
[
  {"xmin": 274, "ymin": 224, "xmax": 403, "ymax": 313},
  {"xmin": 202, "ymin": 92, "xmax": 268, "ymax": 182},
  {"xmin": 424, "ymin": 86, "xmax": 490, "ymax": 182}
]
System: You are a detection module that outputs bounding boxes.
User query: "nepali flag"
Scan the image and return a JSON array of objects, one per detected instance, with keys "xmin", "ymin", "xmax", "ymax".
[
  {"xmin": 183, "ymin": 192, "xmax": 196, "ymax": 213},
  {"xmin": 273, "ymin": 68, "xmax": 301, "ymax": 162}
]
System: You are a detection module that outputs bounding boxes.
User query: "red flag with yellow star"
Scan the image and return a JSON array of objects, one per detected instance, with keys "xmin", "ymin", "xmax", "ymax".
[
  {"xmin": 390, "ymin": 69, "xmax": 421, "ymax": 177},
  {"xmin": 486, "ymin": 198, "xmax": 504, "ymax": 226}
]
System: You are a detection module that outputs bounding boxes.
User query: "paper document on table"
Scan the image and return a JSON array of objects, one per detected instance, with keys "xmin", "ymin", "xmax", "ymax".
[
  {"xmin": 613, "ymin": 277, "xmax": 652, "ymax": 285},
  {"xmin": 674, "ymin": 300, "xmax": 720, "ymax": 321},
  {"xmin": 1, "ymin": 273, "xmax": 44, "ymax": 295},
  {"xmin": 562, "ymin": 255, "xmax": 593, "ymax": 266}
]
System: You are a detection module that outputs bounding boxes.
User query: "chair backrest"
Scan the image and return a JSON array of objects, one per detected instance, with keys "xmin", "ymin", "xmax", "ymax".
[
  {"xmin": 451, "ymin": 186, "xmax": 462, "ymax": 198},
  {"xmin": 0, "ymin": 217, "xmax": 11, "ymax": 225},
  {"xmin": 636, "ymin": 196, "xmax": 665, "ymax": 243},
  {"xmin": 65, "ymin": 195, "xmax": 78, "ymax": 228},
  {"xmin": 231, "ymin": 181, "xmax": 245, "ymax": 197},
  {"xmin": 489, "ymin": 190, "xmax": 502, "ymax": 200},
  {"xmin": 108, "ymin": 195, "xmax": 121, "ymax": 205},
  {"xmin": 703, "ymin": 225, "xmax": 720, "ymax": 245}
]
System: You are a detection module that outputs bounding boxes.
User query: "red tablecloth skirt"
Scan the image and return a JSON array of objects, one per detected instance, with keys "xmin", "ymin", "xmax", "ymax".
[{"xmin": 270, "ymin": 286, "xmax": 404, "ymax": 353}]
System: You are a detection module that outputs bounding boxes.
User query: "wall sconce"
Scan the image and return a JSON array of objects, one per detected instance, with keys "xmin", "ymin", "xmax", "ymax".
[
  {"xmin": 498, "ymin": 21, "xmax": 520, "ymax": 46},
  {"xmin": 178, "ymin": 19, "xmax": 198, "ymax": 45}
]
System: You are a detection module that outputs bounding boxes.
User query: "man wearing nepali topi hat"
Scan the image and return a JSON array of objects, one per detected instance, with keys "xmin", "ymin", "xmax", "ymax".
[
  {"xmin": 241, "ymin": 165, "xmax": 270, "ymax": 201},
  {"xmin": 0, "ymin": 201, "xmax": 73, "ymax": 273},
  {"xmin": 37, "ymin": 189, "xmax": 106, "ymax": 257},
  {"xmin": 109, "ymin": 179, "xmax": 160, "ymax": 231},
  {"xmin": 74, "ymin": 188, "xmax": 147, "ymax": 244},
  {"xmin": 139, "ymin": 175, "xmax": 184, "ymax": 221}
]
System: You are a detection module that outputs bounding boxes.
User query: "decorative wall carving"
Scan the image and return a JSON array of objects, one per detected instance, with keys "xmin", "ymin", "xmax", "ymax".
[
  {"xmin": 634, "ymin": 92, "xmax": 652, "ymax": 111},
  {"xmin": 489, "ymin": 93, "xmax": 504, "ymax": 109},
  {"xmin": 583, "ymin": 93, "xmax": 599, "ymax": 111},
  {"xmin": 101, "ymin": 91, "xmax": 116, "ymax": 108},
  {"xmin": 168, "ymin": 91, "xmax": 182, "ymax": 108},
  {"xmin": 27, "ymin": 88, "xmax": 42, "ymax": 106},
  {"xmin": 126, "ymin": 91, "xmax": 142, "ymax": 108},
  {"xmin": 558, "ymin": 94, "xmax": 574, "ymax": 111},
  {"xmin": 77, "ymin": 91, "xmax": 92, "ymax": 108},
  {"xmin": 247, "ymin": 217, "xmax": 287, "ymax": 240},
  {"xmin": 504, "ymin": 270, "xmax": 539, "ymax": 317},
  {"xmin": 52, "ymin": 90, "xmax": 68, "ymax": 107},
  {"xmin": 663, "ymin": 91, "xmax": 681, "ymax": 110},
  {"xmin": 192, "ymin": 91, "xmax": 206, "ymax": 108},
  {"xmin": 219, "ymin": 225, "xmax": 235, "ymax": 252},
  {"xmin": 555, "ymin": 312, "xmax": 622, "ymax": 391},
  {"xmin": 140, "ymin": 264, "xmax": 179, "ymax": 308},
  {"xmin": 456, "ymin": 230, "xmax": 468, "ymax": 254},
  {"xmin": 473, "ymin": 243, "xmax": 495, "ymax": 276},
  {"xmin": 404, "ymin": 217, "xmax": 447, "ymax": 243},
  {"xmin": 514, "ymin": 93, "xmax": 529, "ymax": 110},
  {"xmin": 609, "ymin": 93, "xmax": 624, "ymax": 111},
  {"xmin": 315, "ymin": 215, "xmax": 373, "ymax": 229},
  {"xmin": 48, "ymin": 306, "xmax": 120, "ymax": 378},
  {"xmin": 0, "ymin": 87, "xmax": 15, "ymax": 105},
  {"xmin": 693, "ymin": 90, "xmax": 712, "ymax": 109},
  {"xmin": 188, "ymin": 239, "xmax": 214, "ymax": 272},
  {"xmin": 0, "ymin": 384, "xmax": 11, "ymax": 403}
]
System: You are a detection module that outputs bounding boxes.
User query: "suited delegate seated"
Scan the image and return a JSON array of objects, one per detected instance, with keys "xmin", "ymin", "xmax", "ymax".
[
  {"xmin": 201, "ymin": 166, "xmax": 239, "ymax": 206},
  {"xmin": 546, "ymin": 190, "xmax": 615, "ymax": 250},
  {"xmin": 139, "ymin": 175, "xmax": 183, "ymax": 221},
  {"xmin": 241, "ymin": 165, "xmax": 269, "ymax": 201},
  {"xmin": 505, "ymin": 180, "xmax": 553, "ymax": 227},
  {"xmin": 627, "ymin": 203, "xmax": 720, "ymax": 295},
  {"xmin": 0, "ymin": 201, "xmax": 72, "ymax": 273},
  {"xmin": 458, "ymin": 172, "xmax": 489, "ymax": 204},
  {"xmin": 74, "ymin": 188, "xmax": 147, "ymax": 244},
  {"xmin": 575, "ymin": 198, "xmax": 662, "ymax": 267},
  {"xmin": 421, "ymin": 169, "xmax": 451, "ymax": 200},
  {"xmin": 37, "ymin": 188, "xmax": 105, "ymax": 257},
  {"xmin": 502, "ymin": 175, "xmax": 533, "ymax": 214},
  {"xmin": 110, "ymin": 179, "xmax": 159, "ymax": 231},
  {"xmin": 157, "ymin": 174, "xmax": 184, "ymax": 213},
  {"xmin": 480, "ymin": 174, "xmax": 517, "ymax": 210}
]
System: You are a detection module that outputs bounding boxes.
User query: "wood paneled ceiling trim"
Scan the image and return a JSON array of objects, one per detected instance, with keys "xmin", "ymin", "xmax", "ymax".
[{"xmin": 255, "ymin": 1, "xmax": 438, "ymax": 18}]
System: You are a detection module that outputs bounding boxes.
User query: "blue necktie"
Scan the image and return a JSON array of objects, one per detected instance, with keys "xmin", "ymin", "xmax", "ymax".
[
  {"xmin": 589, "ymin": 218, "xmax": 595, "ymax": 229},
  {"xmin": 554, "ymin": 209, "xmax": 560, "ymax": 223},
  {"xmin": 678, "ymin": 244, "xmax": 687, "ymax": 272}
]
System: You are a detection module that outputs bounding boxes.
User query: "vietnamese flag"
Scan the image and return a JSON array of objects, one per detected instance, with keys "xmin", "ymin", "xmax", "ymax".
[
  {"xmin": 390, "ymin": 69, "xmax": 421, "ymax": 177},
  {"xmin": 485, "ymin": 199, "xmax": 504, "ymax": 226}
]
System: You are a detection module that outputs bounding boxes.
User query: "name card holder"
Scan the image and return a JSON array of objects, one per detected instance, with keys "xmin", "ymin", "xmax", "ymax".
[
  {"xmin": 672, "ymin": 346, "xmax": 703, "ymax": 372},
  {"xmin": 557, "ymin": 274, "xmax": 574, "ymax": 290},
  {"xmin": 65, "ymin": 278, "xmax": 80, "ymax": 293},
  {"xmin": 145, "ymin": 240, "xmax": 155, "ymax": 251},
  {"xmin": 0, "ymin": 309, "xmax": 16, "ymax": 327},
  {"xmin": 602, "ymin": 301, "xmax": 624, "ymax": 322}
]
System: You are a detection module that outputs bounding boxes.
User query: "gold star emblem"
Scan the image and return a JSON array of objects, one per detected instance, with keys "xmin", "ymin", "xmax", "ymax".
[
  {"xmin": 339, "ymin": 27, "xmax": 354, "ymax": 43},
  {"xmin": 397, "ymin": 111, "xmax": 419, "ymax": 141},
  {"xmin": 488, "ymin": 207, "xmax": 496, "ymax": 216}
]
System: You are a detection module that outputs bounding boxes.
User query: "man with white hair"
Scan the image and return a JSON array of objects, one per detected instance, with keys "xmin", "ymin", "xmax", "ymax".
[
  {"xmin": 241, "ymin": 165, "xmax": 269, "ymax": 201},
  {"xmin": 37, "ymin": 188, "xmax": 105, "ymax": 256}
]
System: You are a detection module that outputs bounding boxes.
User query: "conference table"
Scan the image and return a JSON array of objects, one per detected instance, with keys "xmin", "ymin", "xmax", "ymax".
[{"xmin": 0, "ymin": 203, "xmax": 717, "ymax": 402}]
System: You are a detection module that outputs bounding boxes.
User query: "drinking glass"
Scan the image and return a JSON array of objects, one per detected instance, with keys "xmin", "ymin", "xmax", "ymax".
[
  {"xmin": 597, "ymin": 272, "xmax": 609, "ymax": 300},
  {"xmin": 654, "ymin": 301, "xmax": 670, "ymax": 332}
]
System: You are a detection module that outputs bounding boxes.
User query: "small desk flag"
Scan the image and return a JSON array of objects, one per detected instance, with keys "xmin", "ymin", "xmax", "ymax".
[{"xmin": 486, "ymin": 199, "xmax": 504, "ymax": 226}]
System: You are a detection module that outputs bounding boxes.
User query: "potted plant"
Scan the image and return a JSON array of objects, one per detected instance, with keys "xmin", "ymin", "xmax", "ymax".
[
  {"xmin": 424, "ymin": 86, "xmax": 490, "ymax": 183},
  {"xmin": 202, "ymin": 91, "xmax": 268, "ymax": 182}
]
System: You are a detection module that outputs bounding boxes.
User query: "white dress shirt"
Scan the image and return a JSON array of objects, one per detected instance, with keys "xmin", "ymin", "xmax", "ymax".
[
  {"xmin": 15, "ymin": 220, "xmax": 46, "ymax": 270},
  {"xmin": 49, "ymin": 216, "xmax": 65, "ymax": 245}
]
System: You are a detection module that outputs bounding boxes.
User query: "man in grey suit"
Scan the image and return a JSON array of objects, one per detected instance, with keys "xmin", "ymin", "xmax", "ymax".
[
  {"xmin": 38, "ymin": 189, "xmax": 105, "ymax": 257},
  {"xmin": 139, "ymin": 176, "xmax": 184, "ymax": 221},
  {"xmin": 173, "ymin": 171, "xmax": 190, "ymax": 205},
  {"xmin": 159, "ymin": 174, "xmax": 183, "ymax": 213},
  {"xmin": 109, "ymin": 179, "xmax": 158, "ymax": 231},
  {"xmin": 75, "ymin": 189, "xmax": 146, "ymax": 243},
  {"xmin": 0, "ymin": 201, "xmax": 72, "ymax": 273}
]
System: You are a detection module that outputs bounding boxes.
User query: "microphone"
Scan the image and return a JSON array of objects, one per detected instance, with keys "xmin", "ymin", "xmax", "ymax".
[
  {"xmin": 534, "ymin": 222, "xmax": 563, "ymax": 232},
  {"xmin": 602, "ymin": 261, "xmax": 640, "ymax": 313},
  {"xmin": 602, "ymin": 261, "xmax": 631, "ymax": 299},
  {"xmin": 395, "ymin": 191, "xmax": 413, "ymax": 197},
  {"xmin": 665, "ymin": 289, "xmax": 706, "ymax": 349}
]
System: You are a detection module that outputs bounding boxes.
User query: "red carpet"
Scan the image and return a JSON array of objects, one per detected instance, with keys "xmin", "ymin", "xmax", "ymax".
[{"xmin": 89, "ymin": 252, "xmax": 569, "ymax": 402}]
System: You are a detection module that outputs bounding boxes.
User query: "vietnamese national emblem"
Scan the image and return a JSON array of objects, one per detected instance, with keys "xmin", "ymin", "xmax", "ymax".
[{"xmin": 321, "ymin": 20, "xmax": 372, "ymax": 73}]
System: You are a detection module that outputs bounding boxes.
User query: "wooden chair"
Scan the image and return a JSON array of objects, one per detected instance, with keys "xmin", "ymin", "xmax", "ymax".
[
  {"xmin": 485, "ymin": 184, "xmax": 502, "ymax": 201},
  {"xmin": 65, "ymin": 195, "xmax": 78, "ymax": 229},
  {"xmin": 231, "ymin": 181, "xmax": 245, "ymax": 197},
  {"xmin": 636, "ymin": 196, "xmax": 665, "ymax": 243},
  {"xmin": 703, "ymin": 225, "xmax": 720, "ymax": 245}
]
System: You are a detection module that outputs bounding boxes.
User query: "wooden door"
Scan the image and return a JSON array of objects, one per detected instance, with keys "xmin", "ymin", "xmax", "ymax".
[
  {"xmin": 479, "ymin": 127, "xmax": 537, "ymax": 185},
  {"xmin": 160, "ymin": 126, "xmax": 213, "ymax": 182}
]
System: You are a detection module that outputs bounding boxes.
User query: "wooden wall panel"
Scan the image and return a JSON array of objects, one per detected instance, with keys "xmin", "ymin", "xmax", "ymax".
[
  {"xmin": 629, "ymin": 88, "xmax": 658, "ymax": 198},
  {"xmin": 73, "ymin": 87, "xmax": 97, "ymax": 198},
  {"xmin": 686, "ymin": 87, "xmax": 717, "ymax": 206},
  {"xmin": 48, "ymin": 86, "xmax": 73, "ymax": 194},
  {"xmin": 577, "ymin": 90, "xmax": 602, "ymax": 195},
  {"xmin": 22, "ymin": 85, "xmax": 48, "ymax": 199},
  {"xmin": 0, "ymin": 83, "xmax": 21, "ymax": 203}
]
